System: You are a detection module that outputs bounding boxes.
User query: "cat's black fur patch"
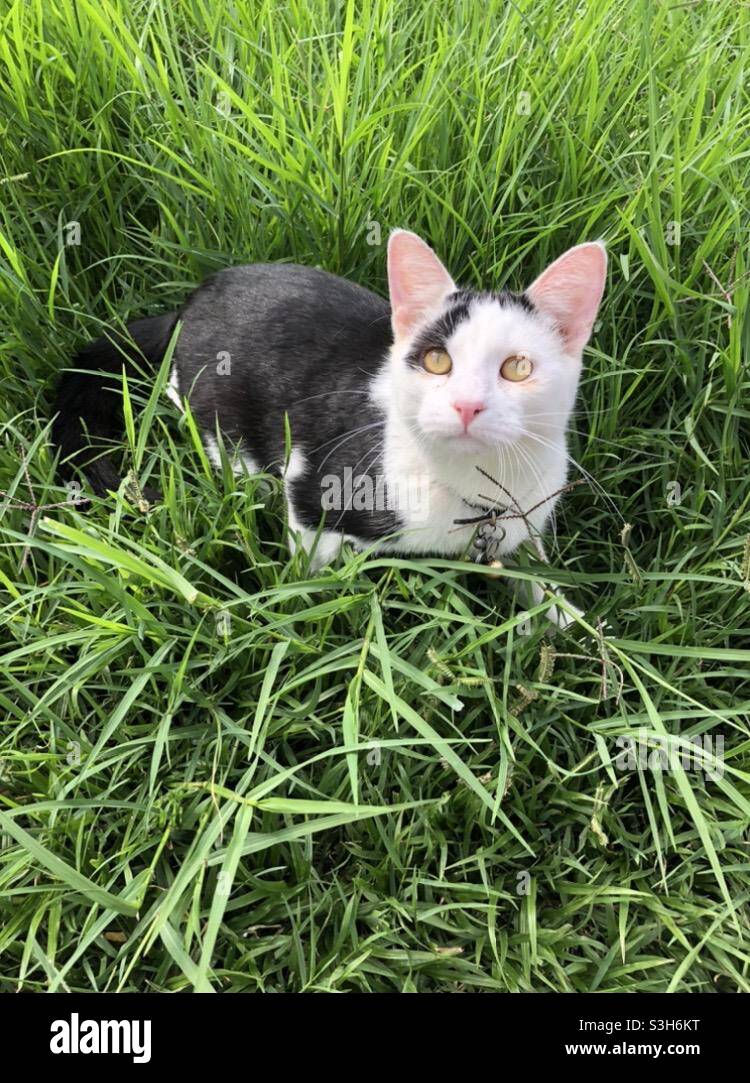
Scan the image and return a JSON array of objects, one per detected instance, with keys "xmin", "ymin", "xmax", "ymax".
[{"xmin": 52, "ymin": 264, "xmax": 403, "ymax": 538}]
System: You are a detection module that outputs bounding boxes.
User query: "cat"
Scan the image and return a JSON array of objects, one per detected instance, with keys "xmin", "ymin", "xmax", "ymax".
[{"xmin": 52, "ymin": 230, "xmax": 606, "ymax": 621}]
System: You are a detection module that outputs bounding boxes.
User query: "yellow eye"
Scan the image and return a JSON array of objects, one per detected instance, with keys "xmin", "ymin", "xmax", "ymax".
[
  {"xmin": 500, "ymin": 352, "xmax": 533, "ymax": 382},
  {"xmin": 422, "ymin": 348, "xmax": 452, "ymax": 375}
]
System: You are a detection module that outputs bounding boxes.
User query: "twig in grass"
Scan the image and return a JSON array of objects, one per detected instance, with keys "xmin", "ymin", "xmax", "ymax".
[{"xmin": 0, "ymin": 447, "xmax": 85, "ymax": 572}]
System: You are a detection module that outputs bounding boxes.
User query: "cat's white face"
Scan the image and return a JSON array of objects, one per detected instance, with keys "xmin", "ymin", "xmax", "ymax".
[
  {"xmin": 385, "ymin": 230, "xmax": 606, "ymax": 463},
  {"xmin": 392, "ymin": 296, "xmax": 580, "ymax": 455}
]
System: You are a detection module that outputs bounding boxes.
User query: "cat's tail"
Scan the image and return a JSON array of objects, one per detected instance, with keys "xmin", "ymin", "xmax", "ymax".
[{"xmin": 51, "ymin": 313, "xmax": 178, "ymax": 499}]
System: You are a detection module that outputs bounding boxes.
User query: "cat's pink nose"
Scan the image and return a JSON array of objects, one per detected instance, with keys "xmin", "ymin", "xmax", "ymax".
[{"xmin": 452, "ymin": 401, "xmax": 485, "ymax": 430}]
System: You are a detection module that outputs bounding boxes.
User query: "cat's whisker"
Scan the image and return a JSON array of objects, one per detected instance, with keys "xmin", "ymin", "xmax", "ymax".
[
  {"xmin": 519, "ymin": 429, "xmax": 623, "ymax": 523},
  {"xmin": 525, "ymin": 413, "xmax": 667, "ymax": 463},
  {"xmin": 506, "ymin": 439, "xmax": 553, "ymax": 550},
  {"xmin": 563, "ymin": 428, "xmax": 667, "ymax": 460},
  {"xmin": 315, "ymin": 420, "xmax": 386, "ymax": 469},
  {"xmin": 289, "ymin": 389, "xmax": 375, "ymax": 409},
  {"xmin": 350, "ymin": 438, "xmax": 386, "ymax": 482},
  {"xmin": 326, "ymin": 434, "xmax": 390, "ymax": 533}
]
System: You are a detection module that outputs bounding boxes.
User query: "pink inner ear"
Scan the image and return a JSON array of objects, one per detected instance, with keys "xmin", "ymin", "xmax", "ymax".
[
  {"xmin": 387, "ymin": 230, "xmax": 455, "ymax": 340},
  {"xmin": 526, "ymin": 242, "xmax": 607, "ymax": 356}
]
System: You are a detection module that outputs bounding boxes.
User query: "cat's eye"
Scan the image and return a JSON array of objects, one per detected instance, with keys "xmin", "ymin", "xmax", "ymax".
[
  {"xmin": 422, "ymin": 348, "xmax": 452, "ymax": 375},
  {"xmin": 500, "ymin": 352, "xmax": 533, "ymax": 382}
]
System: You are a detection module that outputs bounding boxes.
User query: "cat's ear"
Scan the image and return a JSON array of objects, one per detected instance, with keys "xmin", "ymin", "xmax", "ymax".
[
  {"xmin": 526, "ymin": 242, "xmax": 607, "ymax": 357},
  {"xmin": 387, "ymin": 230, "xmax": 456, "ymax": 341}
]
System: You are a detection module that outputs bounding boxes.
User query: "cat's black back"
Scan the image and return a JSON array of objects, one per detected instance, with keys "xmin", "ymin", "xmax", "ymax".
[
  {"xmin": 53, "ymin": 262, "xmax": 402, "ymax": 538},
  {"xmin": 178, "ymin": 265, "xmax": 389, "ymax": 460}
]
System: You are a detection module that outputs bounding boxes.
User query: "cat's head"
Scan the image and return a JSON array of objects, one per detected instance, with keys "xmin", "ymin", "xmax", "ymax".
[{"xmin": 386, "ymin": 230, "xmax": 606, "ymax": 457}]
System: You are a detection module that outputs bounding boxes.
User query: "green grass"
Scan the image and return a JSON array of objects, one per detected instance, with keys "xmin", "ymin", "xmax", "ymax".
[{"xmin": 1, "ymin": 0, "xmax": 749, "ymax": 992}]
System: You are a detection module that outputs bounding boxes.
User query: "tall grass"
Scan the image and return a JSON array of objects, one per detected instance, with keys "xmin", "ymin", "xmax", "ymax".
[{"xmin": 0, "ymin": 0, "xmax": 749, "ymax": 991}]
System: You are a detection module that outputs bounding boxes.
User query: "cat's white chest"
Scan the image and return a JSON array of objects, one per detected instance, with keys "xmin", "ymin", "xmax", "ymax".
[{"xmin": 373, "ymin": 422, "xmax": 565, "ymax": 558}]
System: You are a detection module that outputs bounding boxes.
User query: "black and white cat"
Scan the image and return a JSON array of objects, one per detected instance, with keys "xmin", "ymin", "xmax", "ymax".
[{"xmin": 53, "ymin": 230, "xmax": 606, "ymax": 615}]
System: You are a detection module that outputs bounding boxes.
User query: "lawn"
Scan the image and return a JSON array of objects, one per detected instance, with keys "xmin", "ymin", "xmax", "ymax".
[{"xmin": 1, "ymin": 0, "xmax": 749, "ymax": 992}]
